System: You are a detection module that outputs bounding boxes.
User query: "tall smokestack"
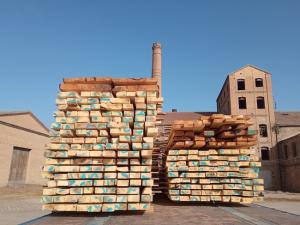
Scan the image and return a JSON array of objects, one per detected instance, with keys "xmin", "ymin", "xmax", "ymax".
[{"xmin": 152, "ymin": 42, "xmax": 162, "ymax": 96}]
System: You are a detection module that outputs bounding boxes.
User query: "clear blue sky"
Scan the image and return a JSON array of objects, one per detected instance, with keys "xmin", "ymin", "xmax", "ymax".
[{"xmin": 0, "ymin": 0, "xmax": 299, "ymax": 127}]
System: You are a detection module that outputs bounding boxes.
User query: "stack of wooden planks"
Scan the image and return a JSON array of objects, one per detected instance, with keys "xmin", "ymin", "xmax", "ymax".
[
  {"xmin": 163, "ymin": 114, "xmax": 264, "ymax": 203},
  {"xmin": 42, "ymin": 77, "xmax": 163, "ymax": 212}
]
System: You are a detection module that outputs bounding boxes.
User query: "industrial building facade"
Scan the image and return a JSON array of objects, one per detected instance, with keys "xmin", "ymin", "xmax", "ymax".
[
  {"xmin": 0, "ymin": 111, "xmax": 49, "ymax": 186},
  {"xmin": 216, "ymin": 65, "xmax": 300, "ymax": 191},
  {"xmin": 275, "ymin": 112, "xmax": 300, "ymax": 192},
  {"xmin": 216, "ymin": 65, "xmax": 276, "ymax": 161},
  {"xmin": 277, "ymin": 133, "xmax": 300, "ymax": 192}
]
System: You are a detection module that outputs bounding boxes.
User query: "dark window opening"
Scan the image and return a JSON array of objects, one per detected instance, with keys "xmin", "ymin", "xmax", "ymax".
[
  {"xmin": 284, "ymin": 145, "xmax": 288, "ymax": 159},
  {"xmin": 257, "ymin": 97, "xmax": 265, "ymax": 109},
  {"xmin": 279, "ymin": 144, "xmax": 286, "ymax": 159},
  {"xmin": 256, "ymin": 78, "xmax": 263, "ymax": 87},
  {"xmin": 238, "ymin": 97, "xmax": 247, "ymax": 109},
  {"xmin": 259, "ymin": 124, "xmax": 268, "ymax": 137},
  {"xmin": 292, "ymin": 142, "xmax": 297, "ymax": 157},
  {"xmin": 261, "ymin": 147, "xmax": 270, "ymax": 160},
  {"xmin": 237, "ymin": 79, "xmax": 245, "ymax": 90}
]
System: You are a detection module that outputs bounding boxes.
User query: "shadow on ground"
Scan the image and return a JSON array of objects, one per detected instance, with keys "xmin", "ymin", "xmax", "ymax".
[
  {"xmin": 153, "ymin": 193, "xmax": 248, "ymax": 207},
  {"xmin": 41, "ymin": 193, "xmax": 248, "ymax": 220}
]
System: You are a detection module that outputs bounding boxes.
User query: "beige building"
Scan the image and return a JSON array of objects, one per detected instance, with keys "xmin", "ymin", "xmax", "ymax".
[
  {"xmin": 216, "ymin": 65, "xmax": 279, "ymax": 189},
  {"xmin": 0, "ymin": 111, "xmax": 49, "ymax": 186}
]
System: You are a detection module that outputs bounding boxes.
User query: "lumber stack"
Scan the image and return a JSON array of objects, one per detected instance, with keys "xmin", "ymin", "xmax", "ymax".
[
  {"xmin": 164, "ymin": 114, "xmax": 264, "ymax": 203},
  {"xmin": 42, "ymin": 77, "xmax": 163, "ymax": 212}
]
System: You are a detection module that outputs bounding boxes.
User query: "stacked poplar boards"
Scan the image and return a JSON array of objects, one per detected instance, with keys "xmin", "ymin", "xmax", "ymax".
[
  {"xmin": 163, "ymin": 114, "xmax": 264, "ymax": 203},
  {"xmin": 42, "ymin": 77, "xmax": 163, "ymax": 212}
]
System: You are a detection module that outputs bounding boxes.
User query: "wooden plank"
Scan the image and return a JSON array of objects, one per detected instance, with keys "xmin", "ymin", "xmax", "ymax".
[
  {"xmin": 113, "ymin": 78, "xmax": 158, "ymax": 86},
  {"xmin": 112, "ymin": 85, "xmax": 159, "ymax": 92},
  {"xmin": 63, "ymin": 77, "xmax": 112, "ymax": 84},
  {"xmin": 59, "ymin": 83, "xmax": 112, "ymax": 92}
]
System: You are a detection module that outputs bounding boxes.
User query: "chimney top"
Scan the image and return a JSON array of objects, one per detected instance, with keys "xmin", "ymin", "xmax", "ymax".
[{"xmin": 152, "ymin": 42, "xmax": 161, "ymax": 49}]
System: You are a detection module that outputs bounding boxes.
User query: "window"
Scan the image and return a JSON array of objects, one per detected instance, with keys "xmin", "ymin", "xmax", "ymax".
[
  {"xmin": 238, "ymin": 97, "xmax": 247, "ymax": 109},
  {"xmin": 237, "ymin": 79, "xmax": 245, "ymax": 90},
  {"xmin": 284, "ymin": 145, "xmax": 288, "ymax": 159},
  {"xmin": 257, "ymin": 97, "xmax": 265, "ymax": 109},
  {"xmin": 279, "ymin": 144, "xmax": 286, "ymax": 159},
  {"xmin": 261, "ymin": 147, "xmax": 270, "ymax": 160},
  {"xmin": 259, "ymin": 124, "xmax": 268, "ymax": 137},
  {"xmin": 256, "ymin": 78, "xmax": 263, "ymax": 87},
  {"xmin": 292, "ymin": 142, "xmax": 297, "ymax": 157}
]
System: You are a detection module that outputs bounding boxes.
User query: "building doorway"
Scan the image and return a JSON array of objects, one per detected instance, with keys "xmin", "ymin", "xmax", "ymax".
[{"xmin": 8, "ymin": 147, "xmax": 30, "ymax": 185}]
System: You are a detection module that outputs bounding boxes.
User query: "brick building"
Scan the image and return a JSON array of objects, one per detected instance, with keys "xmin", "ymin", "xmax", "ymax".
[
  {"xmin": 216, "ymin": 65, "xmax": 276, "ymax": 161},
  {"xmin": 216, "ymin": 65, "xmax": 300, "ymax": 191},
  {"xmin": 0, "ymin": 111, "xmax": 49, "ymax": 186},
  {"xmin": 276, "ymin": 133, "xmax": 300, "ymax": 192},
  {"xmin": 274, "ymin": 112, "xmax": 300, "ymax": 192},
  {"xmin": 216, "ymin": 65, "xmax": 279, "ymax": 189}
]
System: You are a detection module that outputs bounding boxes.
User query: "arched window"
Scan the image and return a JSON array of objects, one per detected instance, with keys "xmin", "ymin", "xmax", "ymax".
[
  {"xmin": 257, "ymin": 96, "xmax": 265, "ymax": 109},
  {"xmin": 255, "ymin": 78, "xmax": 263, "ymax": 87},
  {"xmin": 237, "ymin": 79, "xmax": 245, "ymax": 90},
  {"xmin": 259, "ymin": 124, "xmax": 268, "ymax": 137},
  {"xmin": 238, "ymin": 97, "xmax": 247, "ymax": 109},
  {"xmin": 261, "ymin": 147, "xmax": 270, "ymax": 160}
]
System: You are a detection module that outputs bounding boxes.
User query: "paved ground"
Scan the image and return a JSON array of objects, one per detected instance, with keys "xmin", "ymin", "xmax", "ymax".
[
  {"xmin": 103, "ymin": 196, "xmax": 300, "ymax": 225},
  {"xmin": 256, "ymin": 201, "xmax": 300, "ymax": 216},
  {"xmin": 0, "ymin": 186, "xmax": 300, "ymax": 225},
  {"xmin": 0, "ymin": 185, "xmax": 49, "ymax": 225},
  {"xmin": 264, "ymin": 190, "xmax": 300, "ymax": 201},
  {"xmin": 256, "ymin": 191, "xmax": 300, "ymax": 216}
]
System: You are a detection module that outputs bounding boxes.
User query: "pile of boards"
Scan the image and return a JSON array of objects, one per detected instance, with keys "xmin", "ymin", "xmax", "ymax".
[
  {"xmin": 163, "ymin": 114, "xmax": 264, "ymax": 203},
  {"xmin": 42, "ymin": 77, "xmax": 163, "ymax": 212}
]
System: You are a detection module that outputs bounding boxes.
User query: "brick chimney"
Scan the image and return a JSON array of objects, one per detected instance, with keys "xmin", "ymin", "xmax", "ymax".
[{"xmin": 152, "ymin": 42, "xmax": 162, "ymax": 96}]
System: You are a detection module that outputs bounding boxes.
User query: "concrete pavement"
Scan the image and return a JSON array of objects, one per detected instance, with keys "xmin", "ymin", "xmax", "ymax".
[{"xmin": 1, "ymin": 186, "xmax": 300, "ymax": 225}]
